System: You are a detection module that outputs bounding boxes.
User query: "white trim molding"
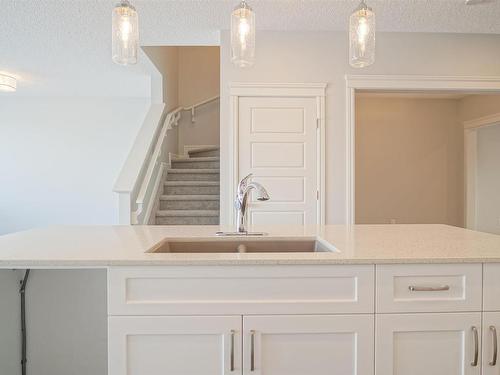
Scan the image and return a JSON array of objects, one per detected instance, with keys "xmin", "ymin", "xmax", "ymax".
[
  {"xmin": 463, "ymin": 112, "xmax": 500, "ymax": 130},
  {"xmin": 345, "ymin": 75, "xmax": 500, "ymax": 225},
  {"xmin": 228, "ymin": 82, "xmax": 327, "ymax": 226},
  {"xmin": 463, "ymin": 112, "xmax": 500, "ymax": 230}
]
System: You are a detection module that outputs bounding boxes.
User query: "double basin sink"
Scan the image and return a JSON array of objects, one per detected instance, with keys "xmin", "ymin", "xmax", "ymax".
[{"xmin": 148, "ymin": 238, "xmax": 333, "ymax": 254}]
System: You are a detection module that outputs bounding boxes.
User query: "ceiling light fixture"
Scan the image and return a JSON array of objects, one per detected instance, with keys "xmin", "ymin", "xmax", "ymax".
[
  {"xmin": 231, "ymin": 0, "xmax": 256, "ymax": 68},
  {"xmin": 349, "ymin": 0, "xmax": 376, "ymax": 68},
  {"xmin": 0, "ymin": 73, "xmax": 17, "ymax": 92},
  {"xmin": 112, "ymin": 0, "xmax": 139, "ymax": 65}
]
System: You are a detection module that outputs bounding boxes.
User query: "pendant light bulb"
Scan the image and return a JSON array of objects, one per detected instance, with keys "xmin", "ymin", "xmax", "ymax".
[
  {"xmin": 112, "ymin": 0, "xmax": 139, "ymax": 66},
  {"xmin": 231, "ymin": 0, "xmax": 256, "ymax": 68},
  {"xmin": 349, "ymin": 0, "xmax": 375, "ymax": 68}
]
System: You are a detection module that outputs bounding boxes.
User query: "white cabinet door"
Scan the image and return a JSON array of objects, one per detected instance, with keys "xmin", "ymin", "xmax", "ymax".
[
  {"xmin": 242, "ymin": 314, "xmax": 374, "ymax": 375},
  {"xmin": 238, "ymin": 96, "xmax": 320, "ymax": 225},
  {"xmin": 109, "ymin": 316, "xmax": 242, "ymax": 375},
  {"xmin": 483, "ymin": 313, "xmax": 500, "ymax": 375},
  {"xmin": 376, "ymin": 313, "xmax": 481, "ymax": 375}
]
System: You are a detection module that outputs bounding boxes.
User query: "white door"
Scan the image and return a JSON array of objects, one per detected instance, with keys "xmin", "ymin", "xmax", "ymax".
[
  {"xmin": 109, "ymin": 316, "xmax": 242, "ymax": 375},
  {"xmin": 238, "ymin": 96, "xmax": 320, "ymax": 225},
  {"xmin": 242, "ymin": 314, "xmax": 374, "ymax": 375},
  {"xmin": 376, "ymin": 313, "xmax": 481, "ymax": 375},
  {"xmin": 483, "ymin": 312, "xmax": 500, "ymax": 375}
]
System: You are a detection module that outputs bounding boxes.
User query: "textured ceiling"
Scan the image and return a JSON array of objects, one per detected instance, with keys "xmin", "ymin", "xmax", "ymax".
[{"xmin": 1, "ymin": 0, "xmax": 500, "ymax": 96}]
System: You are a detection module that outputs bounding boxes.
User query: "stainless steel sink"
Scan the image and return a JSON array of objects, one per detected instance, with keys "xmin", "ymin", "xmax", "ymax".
[{"xmin": 147, "ymin": 239, "xmax": 333, "ymax": 253}]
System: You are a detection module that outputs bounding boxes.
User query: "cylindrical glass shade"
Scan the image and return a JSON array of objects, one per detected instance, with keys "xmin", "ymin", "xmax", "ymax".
[
  {"xmin": 349, "ymin": 1, "xmax": 375, "ymax": 68},
  {"xmin": 112, "ymin": 0, "xmax": 139, "ymax": 65},
  {"xmin": 231, "ymin": 0, "xmax": 255, "ymax": 68}
]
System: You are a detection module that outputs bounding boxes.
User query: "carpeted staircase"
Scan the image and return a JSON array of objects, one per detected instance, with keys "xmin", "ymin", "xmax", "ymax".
[{"xmin": 156, "ymin": 146, "xmax": 220, "ymax": 225}]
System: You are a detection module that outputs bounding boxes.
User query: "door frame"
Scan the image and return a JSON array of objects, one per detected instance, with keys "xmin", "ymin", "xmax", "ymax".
[
  {"xmin": 345, "ymin": 75, "xmax": 500, "ymax": 225},
  {"xmin": 463, "ymin": 113, "xmax": 500, "ymax": 230},
  {"xmin": 228, "ymin": 83, "xmax": 327, "ymax": 226}
]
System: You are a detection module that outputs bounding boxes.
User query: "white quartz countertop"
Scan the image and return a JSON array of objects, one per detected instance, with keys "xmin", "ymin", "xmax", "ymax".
[{"xmin": 0, "ymin": 224, "xmax": 500, "ymax": 267}]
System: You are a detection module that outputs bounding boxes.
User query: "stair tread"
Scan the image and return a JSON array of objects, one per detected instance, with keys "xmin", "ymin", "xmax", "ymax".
[
  {"xmin": 156, "ymin": 210, "xmax": 220, "ymax": 217},
  {"xmin": 160, "ymin": 195, "xmax": 220, "ymax": 201},
  {"xmin": 164, "ymin": 181, "xmax": 220, "ymax": 186},
  {"xmin": 172, "ymin": 157, "xmax": 220, "ymax": 162},
  {"xmin": 167, "ymin": 168, "xmax": 219, "ymax": 174},
  {"xmin": 187, "ymin": 146, "xmax": 220, "ymax": 155}
]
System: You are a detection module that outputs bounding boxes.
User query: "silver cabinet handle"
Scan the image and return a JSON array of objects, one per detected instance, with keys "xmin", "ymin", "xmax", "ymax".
[
  {"xmin": 250, "ymin": 330, "xmax": 256, "ymax": 372},
  {"xmin": 490, "ymin": 326, "xmax": 498, "ymax": 366},
  {"xmin": 230, "ymin": 330, "xmax": 235, "ymax": 372},
  {"xmin": 408, "ymin": 285, "xmax": 450, "ymax": 292},
  {"xmin": 471, "ymin": 326, "xmax": 479, "ymax": 367}
]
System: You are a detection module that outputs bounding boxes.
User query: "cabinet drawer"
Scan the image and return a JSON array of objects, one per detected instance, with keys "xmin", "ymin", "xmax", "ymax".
[
  {"xmin": 108, "ymin": 265, "xmax": 374, "ymax": 315},
  {"xmin": 376, "ymin": 264, "xmax": 482, "ymax": 313},
  {"xmin": 484, "ymin": 263, "xmax": 500, "ymax": 311}
]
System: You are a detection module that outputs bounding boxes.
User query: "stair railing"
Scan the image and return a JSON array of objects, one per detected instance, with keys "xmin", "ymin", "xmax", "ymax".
[{"xmin": 115, "ymin": 95, "xmax": 219, "ymax": 224}]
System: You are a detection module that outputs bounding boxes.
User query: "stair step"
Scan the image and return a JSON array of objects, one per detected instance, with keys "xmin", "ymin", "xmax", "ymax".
[
  {"xmin": 160, "ymin": 195, "xmax": 220, "ymax": 201},
  {"xmin": 157, "ymin": 209, "xmax": 219, "ymax": 217},
  {"xmin": 156, "ymin": 216, "xmax": 219, "ymax": 225},
  {"xmin": 160, "ymin": 194, "xmax": 220, "ymax": 210},
  {"xmin": 167, "ymin": 168, "xmax": 219, "ymax": 174},
  {"xmin": 164, "ymin": 181, "xmax": 220, "ymax": 195},
  {"xmin": 171, "ymin": 157, "xmax": 220, "ymax": 170},
  {"xmin": 188, "ymin": 146, "xmax": 220, "ymax": 158},
  {"xmin": 164, "ymin": 181, "xmax": 219, "ymax": 186},
  {"xmin": 173, "ymin": 156, "xmax": 219, "ymax": 163},
  {"xmin": 166, "ymin": 168, "xmax": 219, "ymax": 181},
  {"xmin": 156, "ymin": 209, "xmax": 220, "ymax": 225}
]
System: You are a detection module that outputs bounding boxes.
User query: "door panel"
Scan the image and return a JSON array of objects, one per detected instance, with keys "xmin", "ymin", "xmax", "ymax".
[
  {"xmin": 238, "ymin": 96, "xmax": 319, "ymax": 225},
  {"xmin": 376, "ymin": 313, "xmax": 481, "ymax": 375},
  {"xmin": 109, "ymin": 316, "xmax": 242, "ymax": 375},
  {"xmin": 243, "ymin": 314, "xmax": 374, "ymax": 375}
]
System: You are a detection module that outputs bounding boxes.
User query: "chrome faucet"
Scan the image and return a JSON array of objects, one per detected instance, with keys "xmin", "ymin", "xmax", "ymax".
[{"xmin": 235, "ymin": 173, "xmax": 270, "ymax": 233}]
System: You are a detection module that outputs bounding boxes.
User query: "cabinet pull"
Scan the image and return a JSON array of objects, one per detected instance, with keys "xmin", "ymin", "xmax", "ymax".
[
  {"xmin": 490, "ymin": 326, "xmax": 498, "ymax": 366},
  {"xmin": 230, "ymin": 330, "xmax": 235, "ymax": 372},
  {"xmin": 471, "ymin": 326, "xmax": 479, "ymax": 367},
  {"xmin": 408, "ymin": 285, "xmax": 450, "ymax": 292},
  {"xmin": 250, "ymin": 330, "xmax": 256, "ymax": 372}
]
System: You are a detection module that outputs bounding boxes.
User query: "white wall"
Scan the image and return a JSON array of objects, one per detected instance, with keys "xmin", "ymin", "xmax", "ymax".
[
  {"xmin": 0, "ymin": 97, "xmax": 149, "ymax": 235},
  {"xmin": 178, "ymin": 46, "xmax": 220, "ymax": 152},
  {"xmin": 142, "ymin": 46, "xmax": 180, "ymax": 110},
  {"xmin": 220, "ymin": 31, "xmax": 500, "ymax": 224},
  {"xmin": 476, "ymin": 124, "xmax": 500, "ymax": 234},
  {"xmin": 143, "ymin": 46, "xmax": 220, "ymax": 154}
]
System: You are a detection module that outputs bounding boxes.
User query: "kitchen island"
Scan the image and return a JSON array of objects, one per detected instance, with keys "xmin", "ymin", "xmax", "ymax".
[
  {"xmin": 0, "ymin": 224, "xmax": 500, "ymax": 267},
  {"xmin": 1, "ymin": 224, "xmax": 500, "ymax": 375}
]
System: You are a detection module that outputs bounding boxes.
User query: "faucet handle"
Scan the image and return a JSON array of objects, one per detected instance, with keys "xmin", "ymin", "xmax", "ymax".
[{"xmin": 237, "ymin": 173, "xmax": 253, "ymax": 193}]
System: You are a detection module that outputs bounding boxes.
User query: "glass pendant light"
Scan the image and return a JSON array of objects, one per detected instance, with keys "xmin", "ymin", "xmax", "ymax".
[
  {"xmin": 112, "ymin": 0, "xmax": 139, "ymax": 65},
  {"xmin": 349, "ymin": 0, "xmax": 375, "ymax": 68},
  {"xmin": 231, "ymin": 0, "xmax": 256, "ymax": 68}
]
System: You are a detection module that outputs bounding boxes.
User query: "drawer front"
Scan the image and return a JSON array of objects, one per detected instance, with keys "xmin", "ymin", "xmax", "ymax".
[
  {"xmin": 484, "ymin": 263, "xmax": 500, "ymax": 311},
  {"xmin": 108, "ymin": 265, "xmax": 375, "ymax": 315},
  {"xmin": 376, "ymin": 264, "xmax": 482, "ymax": 313}
]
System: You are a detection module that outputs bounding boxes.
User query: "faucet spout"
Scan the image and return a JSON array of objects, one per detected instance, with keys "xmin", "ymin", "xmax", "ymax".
[{"xmin": 235, "ymin": 174, "xmax": 270, "ymax": 233}]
